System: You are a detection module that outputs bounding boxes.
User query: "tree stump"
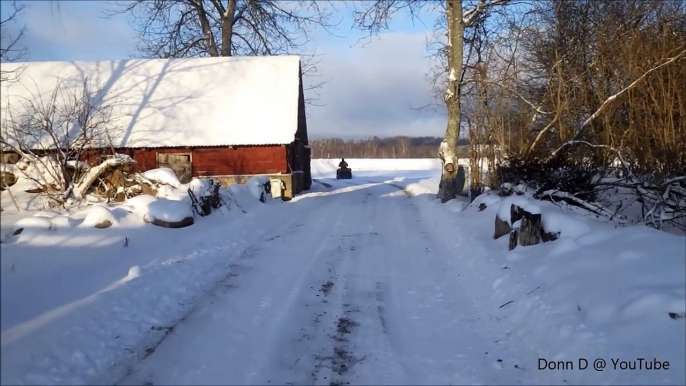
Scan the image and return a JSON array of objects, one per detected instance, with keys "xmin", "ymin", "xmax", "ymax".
[
  {"xmin": 494, "ymin": 215, "xmax": 511, "ymax": 239},
  {"xmin": 510, "ymin": 204, "xmax": 525, "ymax": 224},
  {"xmin": 508, "ymin": 229, "xmax": 519, "ymax": 251},
  {"xmin": 541, "ymin": 223, "xmax": 560, "ymax": 242},
  {"xmin": 519, "ymin": 211, "xmax": 542, "ymax": 246}
]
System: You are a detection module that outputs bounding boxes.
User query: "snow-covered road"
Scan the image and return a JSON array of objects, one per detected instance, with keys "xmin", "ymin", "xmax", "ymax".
[
  {"xmin": 118, "ymin": 179, "xmax": 536, "ymax": 385},
  {"xmin": 3, "ymin": 160, "xmax": 682, "ymax": 385}
]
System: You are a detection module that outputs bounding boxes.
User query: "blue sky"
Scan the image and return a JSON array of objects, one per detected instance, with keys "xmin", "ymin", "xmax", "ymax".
[{"xmin": 1, "ymin": 1, "xmax": 447, "ymax": 139}]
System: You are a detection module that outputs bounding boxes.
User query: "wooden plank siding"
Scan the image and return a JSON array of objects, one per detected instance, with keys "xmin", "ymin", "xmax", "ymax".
[
  {"xmin": 13, "ymin": 145, "xmax": 290, "ymax": 177},
  {"xmin": 189, "ymin": 146, "xmax": 288, "ymax": 176},
  {"xmin": 133, "ymin": 146, "xmax": 289, "ymax": 177}
]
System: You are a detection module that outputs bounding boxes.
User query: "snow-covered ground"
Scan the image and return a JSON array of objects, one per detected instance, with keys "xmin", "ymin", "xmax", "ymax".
[
  {"xmin": 1, "ymin": 159, "xmax": 684, "ymax": 385},
  {"xmin": 0, "ymin": 173, "xmax": 278, "ymax": 385}
]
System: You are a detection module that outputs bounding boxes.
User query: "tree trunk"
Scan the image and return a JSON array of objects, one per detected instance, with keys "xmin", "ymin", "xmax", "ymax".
[
  {"xmin": 438, "ymin": 0, "xmax": 464, "ymax": 203},
  {"xmin": 519, "ymin": 211, "xmax": 542, "ymax": 247},
  {"xmin": 191, "ymin": 0, "xmax": 219, "ymax": 56},
  {"xmin": 508, "ymin": 228, "xmax": 519, "ymax": 251},
  {"xmin": 221, "ymin": 0, "xmax": 237, "ymax": 56}
]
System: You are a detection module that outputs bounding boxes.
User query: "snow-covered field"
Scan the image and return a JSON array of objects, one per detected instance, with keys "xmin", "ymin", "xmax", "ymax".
[{"xmin": 1, "ymin": 158, "xmax": 684, "ymax": 385}]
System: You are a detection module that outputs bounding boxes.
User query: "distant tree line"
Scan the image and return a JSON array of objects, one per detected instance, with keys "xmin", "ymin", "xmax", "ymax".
[{"xmin": 309, "ymin": 136, "xmax": 470, "ymax": 159}]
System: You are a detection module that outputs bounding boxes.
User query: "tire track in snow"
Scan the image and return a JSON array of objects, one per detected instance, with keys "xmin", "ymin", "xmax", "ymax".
[
  {"xmin": 299, "ymin": 198, "xmax": 378, "ymax": 385},
  {"xmin": 261, "ymin": 183, "xmax": 390, "ymax": 385},
  {"xmin": 305, "ymin": 184, "xmax": 415, "ymax": 386},
  {"xmin": 117, "ymin": 194, "xmax": 351, "ymax": 386},
  {"xmin": 118, "ymin": 180, "xmax": 537, "ymax": 385},
  {"xmin": 240, "ymin": 205, "xmax": 351, "ymax": 385},
  {"xmin": 113, "ymin": 204, "xmax": 312, "ymax": 384},
  {"xmin": 381, "ymin": 192, "xmax": 535, "ymax": 384},
  {"xmin": 308, "ymin": 232, "xmax": 371, "ymax": 385}
]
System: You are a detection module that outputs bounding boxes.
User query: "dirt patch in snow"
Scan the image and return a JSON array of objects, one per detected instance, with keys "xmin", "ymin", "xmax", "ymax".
[
  {"xmin": 320, "ymin": 281, "xmax": 334, "ymax": 296},
  {"xmin": 336, "ymin": 317, "xmax": 358, "ymax": 334},
  {"xmin": 331, "ymin": 346, "xmax": 364, "ymax": 377}
]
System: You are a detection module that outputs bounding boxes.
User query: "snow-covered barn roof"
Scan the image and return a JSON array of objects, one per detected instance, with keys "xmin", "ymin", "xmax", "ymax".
[{"xmin": 1, "ymin": 56, "xmax": 302, "ymax": 149}]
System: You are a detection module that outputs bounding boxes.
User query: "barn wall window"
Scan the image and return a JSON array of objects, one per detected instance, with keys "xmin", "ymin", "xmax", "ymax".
[{"xmin": 156, "ymin": 152, "xmax": 192, "ymax": 183}]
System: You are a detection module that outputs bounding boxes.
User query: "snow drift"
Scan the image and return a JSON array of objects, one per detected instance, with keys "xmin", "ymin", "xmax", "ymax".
[{"xmin": 402, "ymin": 177, "xmax": 685, "ymax": 384}]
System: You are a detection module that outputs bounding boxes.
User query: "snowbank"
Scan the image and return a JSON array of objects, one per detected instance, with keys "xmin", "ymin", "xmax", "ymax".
[
  {"xmin": 540, "ymin": 211, "xmax": 592, "ymax": 239},
  {"xmin": 461, "ymin": 191, "xmax": 685, "ymax": 383},
  {"xmin": 122, "ymin": 194, "xmax": 158, "ymax": 217},
  {"xmin": 10, "ymin": 217, "xmax": 54, "ymax": 240},
  {"xmin": 143, "ymin": 168, "xmax": 181, "ymax": 188},
  {"xmin": 388, "ymin": 174, "xmax": 685, "ymax": 384},
  {"xmin": 227, "ymin": 185, "xmax": 265, "ymax": 212},
  {"xmin": 246, "ymin": 176, "xmax": 271, "ymax": 202},
  {"xmin": 0, "ymin": 186, "xmax": 283, "ymax": 385},
  {"xmin": 49, "ymin": 215, "xmax": 72, "ymax": 230},
  {"xmin": 80, "ymin": 206, "xmax": 117, "ymax": 228}
]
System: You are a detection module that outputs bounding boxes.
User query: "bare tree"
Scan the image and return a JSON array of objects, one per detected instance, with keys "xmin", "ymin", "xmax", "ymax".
[
  {"xmin": 106, "ymin": 0, "xmax": 338, "ymax": 105},
  {"xmin": 1, "ymin": 76, "xmax": 131, "ymax": 204},
  {"xmin": 480, "ymin": 0, "xmax": 686, "ymax": 232},
  {"xmin": 0, "ymin": 1, "xmax": 28, "ymax": 82},
  {"xmin": 353, "ymin": 0, "xmax": 512, "ymax": 203}
]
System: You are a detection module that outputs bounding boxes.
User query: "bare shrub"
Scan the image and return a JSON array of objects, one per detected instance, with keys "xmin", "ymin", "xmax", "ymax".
[{"xmin": 1, "ymin": 76, "xmax": 125, "ymax": 204}]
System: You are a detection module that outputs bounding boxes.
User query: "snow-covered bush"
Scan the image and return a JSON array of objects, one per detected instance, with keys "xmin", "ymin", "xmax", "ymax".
[
  {"xmin": 495, "ymin": 155, "xmax": 599, "ymax": 202},
  {"xmin": 187, "ymin": 178, "xmax": 223, "ymax": 216},
  {"xmin": 188, "ymin": 178, "xmax": 212, "ymax": 198}
]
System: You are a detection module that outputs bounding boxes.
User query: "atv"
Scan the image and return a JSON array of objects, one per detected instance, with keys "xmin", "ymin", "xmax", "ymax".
[{"xmin": 336, "ymin": 167, "xmax": 353, "ymax": 179}]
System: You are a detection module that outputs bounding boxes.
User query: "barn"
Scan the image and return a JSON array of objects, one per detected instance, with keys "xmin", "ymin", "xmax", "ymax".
[{"xmin": 0, "ymin": 56, "xmax": 311, "ymax": 199}]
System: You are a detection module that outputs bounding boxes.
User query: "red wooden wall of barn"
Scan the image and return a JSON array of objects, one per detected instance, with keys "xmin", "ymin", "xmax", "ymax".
[{"xmin": 77, "ymin": 145, "xmax": 289, "ymax": 176}]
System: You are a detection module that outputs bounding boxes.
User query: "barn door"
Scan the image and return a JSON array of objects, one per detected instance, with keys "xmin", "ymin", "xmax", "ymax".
[{"xmin": 156, "ymin": 153, "xmax": 192, "ymax": 183}]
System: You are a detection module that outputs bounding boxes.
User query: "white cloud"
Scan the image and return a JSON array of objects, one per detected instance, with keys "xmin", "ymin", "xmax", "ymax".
[{"xmin": 305, "ymin": 32, "xmax": 446, "ymax": 139}]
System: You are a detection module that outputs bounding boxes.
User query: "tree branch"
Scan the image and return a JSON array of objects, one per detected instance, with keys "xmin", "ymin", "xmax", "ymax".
[{"xmin": 548, "ymin": 47, "xmax": 686, "ymax": 159}]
